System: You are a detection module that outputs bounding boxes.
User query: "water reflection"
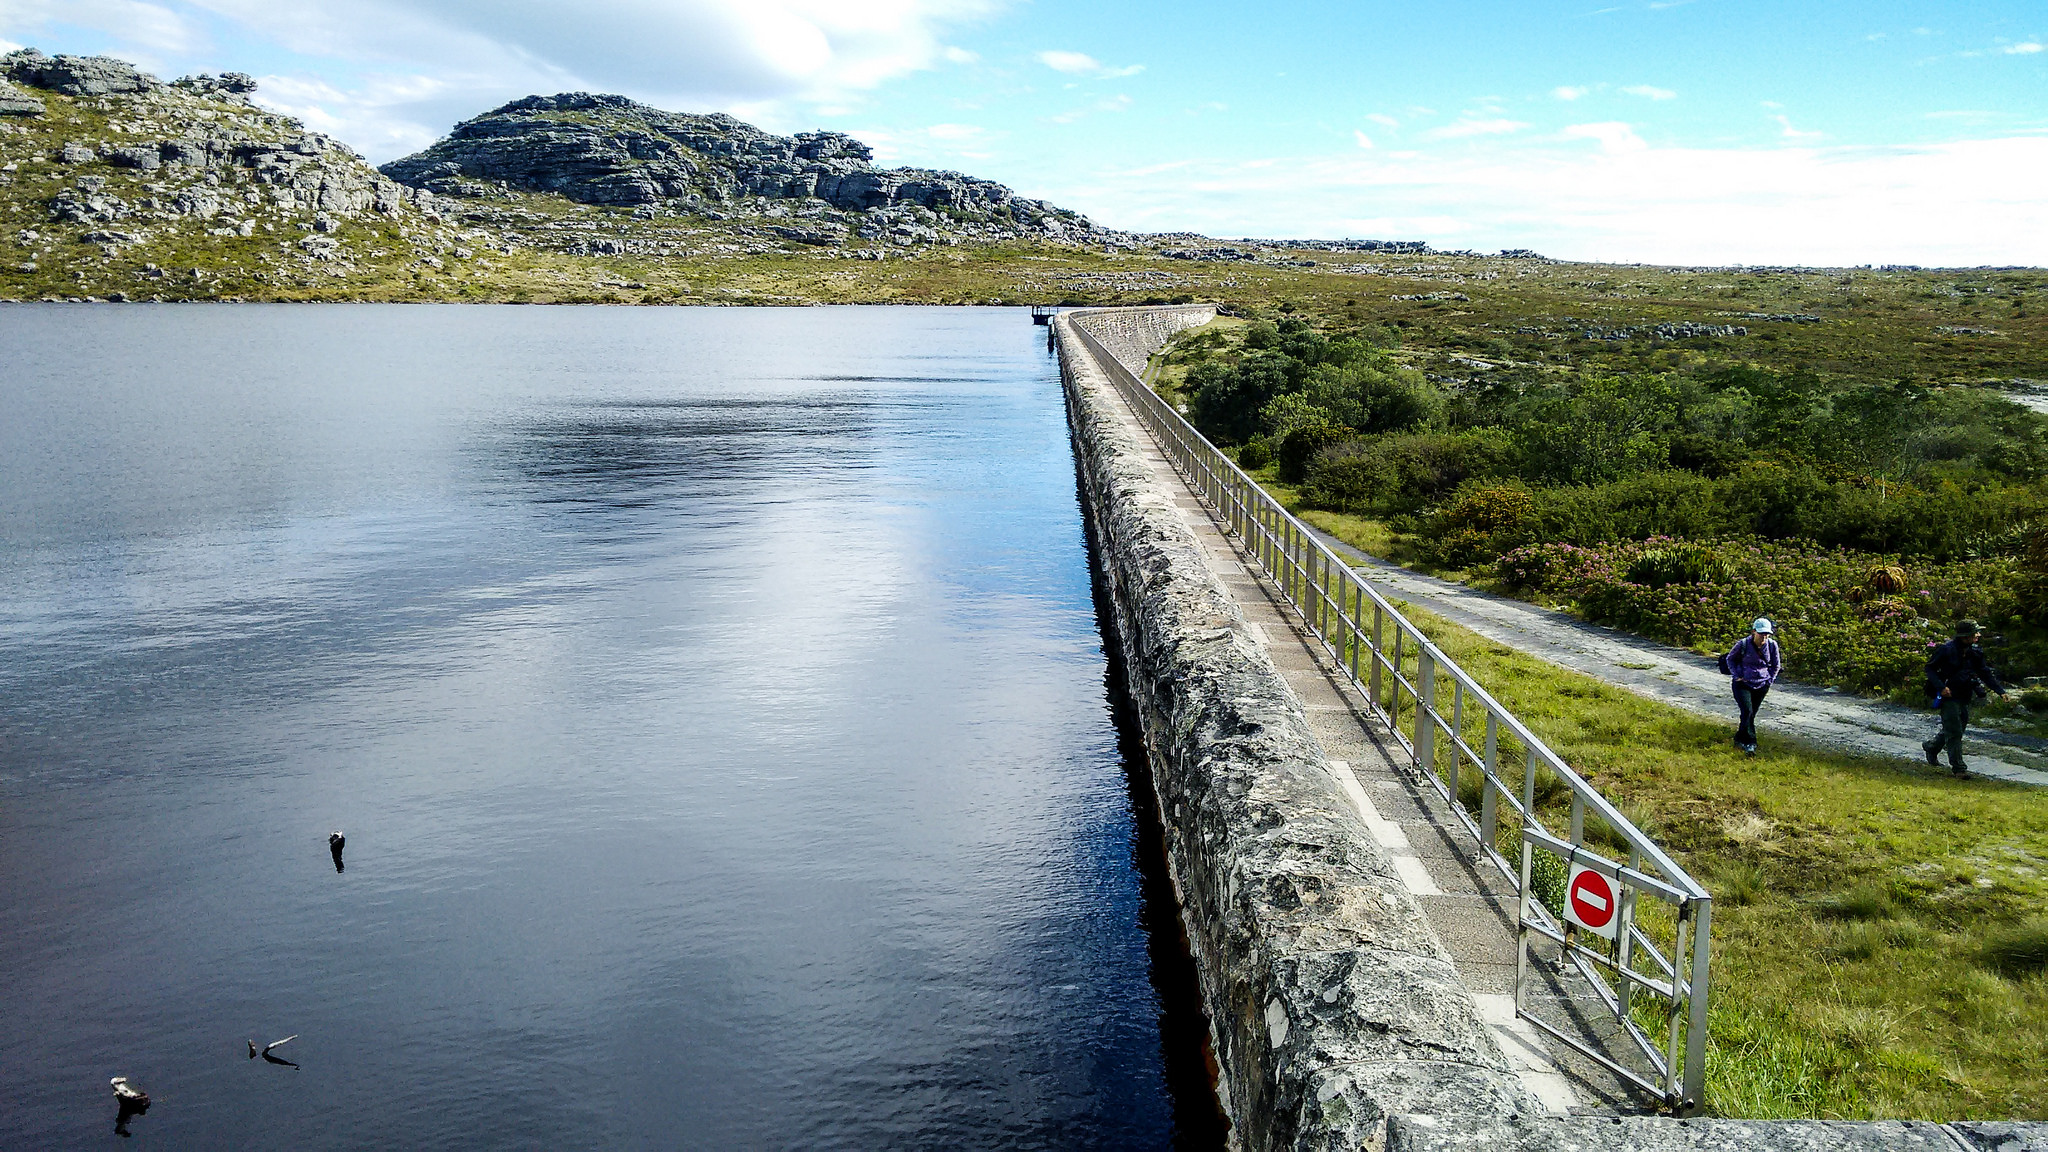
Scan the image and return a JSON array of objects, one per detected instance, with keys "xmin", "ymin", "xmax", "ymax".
[{"xmin": 0, "ymin": 305, "xmax": 1214, "ymax": 1149}]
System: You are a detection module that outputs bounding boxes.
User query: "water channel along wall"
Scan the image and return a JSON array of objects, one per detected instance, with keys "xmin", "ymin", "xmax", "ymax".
[{"xmin": 1056, "ymin": 306, "xmax": 2048, "ymax": 1152}]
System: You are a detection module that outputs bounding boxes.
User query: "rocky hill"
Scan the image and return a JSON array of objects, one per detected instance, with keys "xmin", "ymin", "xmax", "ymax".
[
  {"xmin": 379, "ymin": 92, "xmax": 1116, "ymax": 251},
  {"xmin": 0, "ymin": 48, "xmax": 482, "ymax": 301}
]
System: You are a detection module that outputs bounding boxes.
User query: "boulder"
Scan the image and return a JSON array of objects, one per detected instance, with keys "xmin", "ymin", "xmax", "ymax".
[{"xmin": 108, "ymin": 145, "xmax": 162, "ymax": 170}]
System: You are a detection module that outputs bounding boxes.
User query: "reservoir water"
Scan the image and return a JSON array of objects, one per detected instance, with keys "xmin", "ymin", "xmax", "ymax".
[{"xmin": 0, "ymin": 305, "xmax": 1217, "ymax": 1148}]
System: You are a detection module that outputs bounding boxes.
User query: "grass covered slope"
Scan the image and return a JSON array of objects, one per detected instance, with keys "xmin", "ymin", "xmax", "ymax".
[{"xmin": 1403, "ymin": 600, "xmax": 2048, "ymax": 1120}]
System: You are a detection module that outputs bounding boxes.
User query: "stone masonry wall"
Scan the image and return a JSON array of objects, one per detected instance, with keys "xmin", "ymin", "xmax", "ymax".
[
  {"xmin": 1059, "ymin": 305, "xmax": 2048, "ymax": 1152},
  {"xmin": 1060, "ymin": 308, "xmax": 1536, "ymax": 1152}
]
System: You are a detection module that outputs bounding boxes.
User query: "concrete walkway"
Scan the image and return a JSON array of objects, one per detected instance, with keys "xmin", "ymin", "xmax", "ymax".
[
  {"xmin": 1098, "ymin": 382, "xmax": 1666, "ymax": 1116},
  {"xmin": 1305, "ymin": 528, "xmax": 2048, "ymax": 789}
]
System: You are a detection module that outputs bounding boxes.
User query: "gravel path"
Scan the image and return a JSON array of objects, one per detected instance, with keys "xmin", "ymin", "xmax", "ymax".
[{"xmin": 1310, "ymin": 527, "xmax": 2048, "ymax": 788}]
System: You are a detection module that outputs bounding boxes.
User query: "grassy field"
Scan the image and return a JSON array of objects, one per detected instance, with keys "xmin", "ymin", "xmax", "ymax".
[{"xmin": 1397, "ymin": 598, "xmax": 2048, "ymax": 1120}]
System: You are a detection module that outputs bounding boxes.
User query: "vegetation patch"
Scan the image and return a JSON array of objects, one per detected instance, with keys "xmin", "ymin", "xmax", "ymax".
[{"xmin": 1395, "ymin": 599, "xmax": 2048, "ymax": 1119}]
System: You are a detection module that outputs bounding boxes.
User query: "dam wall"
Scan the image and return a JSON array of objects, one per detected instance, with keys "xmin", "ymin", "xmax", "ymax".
[
  {"xmin": 1057, "ymin": 305, "xmax": 2048, "ymax": 1152},
  {"xmin": 1059, "ymin": 306, "xmax": 1536, "ymax": 1150}
]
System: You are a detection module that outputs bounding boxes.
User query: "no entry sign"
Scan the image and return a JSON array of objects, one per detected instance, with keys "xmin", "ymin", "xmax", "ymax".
[{"xmin": 1566, "ymin": 864, "xmax": 1622, "ymax": 941}]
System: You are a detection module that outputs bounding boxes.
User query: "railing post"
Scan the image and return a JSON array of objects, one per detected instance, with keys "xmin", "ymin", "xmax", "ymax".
[
  {"xmin": 1447, "ymin": 681, "xmax": 1464, "ymax": 810},
  {"xmin": 1415, "ymin": 648, "xmax": 1436, "ymax": 775},
  {"xmin": 1370, "ymin": 604, "xmax": 1384, "ymax": 706},
  {"xmin": 1480, "ymin": 713, "xmax": 1500, "ymax": 850},
  {"xmin": 1390, "ymin": 628, "xmax": 1405, "ymax": 728},
  {"xmin": 1682, "ymin": 897, "xmax": 1713, "ymax": 1114},
  {"xmin": 1347, "ymin": 581, "xmax": 1362, "ymax": 683}
]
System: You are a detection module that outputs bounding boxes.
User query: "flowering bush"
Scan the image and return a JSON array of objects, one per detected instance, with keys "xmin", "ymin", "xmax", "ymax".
[{"xmin": 1493, "ymin": 536, "xmax": 2042, "ymax": 695}]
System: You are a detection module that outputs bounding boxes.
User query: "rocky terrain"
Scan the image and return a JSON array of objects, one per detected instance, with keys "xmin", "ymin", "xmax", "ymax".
[
  {"xmin": 0, "ymin": 48, "xmax": 485, "ymax": 300},
  {"xmin": 378, "ymin": 92, "xmax": 1121, "ymax": 254}
]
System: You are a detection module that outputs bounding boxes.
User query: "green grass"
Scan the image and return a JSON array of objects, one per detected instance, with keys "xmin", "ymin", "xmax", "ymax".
[{"xmin": 1388, "ymin": 596, "xmax": 2048, "ymax": 1119}]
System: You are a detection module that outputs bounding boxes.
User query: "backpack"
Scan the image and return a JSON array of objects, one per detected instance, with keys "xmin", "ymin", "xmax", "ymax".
[{"xmin": 1717, "ymin": 641, "xmax": 1736, "ymax": 677}]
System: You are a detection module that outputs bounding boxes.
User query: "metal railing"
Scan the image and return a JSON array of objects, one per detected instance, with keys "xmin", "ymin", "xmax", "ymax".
[{"xmin": 1062, "ymin": 309, "xmax": 1714, "ymax": 1115}]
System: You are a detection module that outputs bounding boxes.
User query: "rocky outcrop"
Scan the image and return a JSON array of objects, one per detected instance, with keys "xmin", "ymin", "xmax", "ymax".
[
  {"xmin": 381, "ymin": 91, "xmax": 1108, "ymax": 245},
  {"xmin": 0, "ymin": 76, "xmax": 43, "ymax": 117},
  {"xmin": 1, "ymin": 49, "xmax": 157, "ymax": 96},
  {"xmin": 1060, "ymin": 307, "xmax": 1538, "ymax": 1151},
  {"xmin": 2, "ymin": 49, "xmax": 448, "ymax": 229}
]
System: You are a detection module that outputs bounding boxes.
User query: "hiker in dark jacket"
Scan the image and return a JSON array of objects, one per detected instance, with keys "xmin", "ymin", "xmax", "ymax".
[
  {"xmin": 1724, "ymin": 617, "xmax": 1781, "ymax": 754},
  {"xmin": 1923, "ymin": 619, "xmax": 2005, "ymax": 778}
]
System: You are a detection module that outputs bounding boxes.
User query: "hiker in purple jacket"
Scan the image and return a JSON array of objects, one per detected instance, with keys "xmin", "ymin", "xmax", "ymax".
[{"xmin": 1724, "ymin": 617, "xmax": 1781, "ymax": 755}]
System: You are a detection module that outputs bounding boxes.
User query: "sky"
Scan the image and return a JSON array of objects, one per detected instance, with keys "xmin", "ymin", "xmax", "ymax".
[{"xmin": 2, "ymin": 0, "xmax": 2043, "ymax": 265}]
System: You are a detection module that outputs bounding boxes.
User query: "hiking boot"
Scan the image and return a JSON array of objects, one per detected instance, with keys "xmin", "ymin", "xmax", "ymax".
[
  {"xmin": 1743, "ymin": 743, "xmax": 1758, "ymax": 756},
  {"xmin": 1924, "ymin": 745, "xmax": 1940, "ymax": 766},
  {"xmin": 1952, "ymin": 765, "xmax": 1972, "ymax": 780}
]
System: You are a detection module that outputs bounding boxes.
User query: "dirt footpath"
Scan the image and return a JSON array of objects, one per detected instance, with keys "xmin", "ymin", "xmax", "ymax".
[{"xmin": 1310, "ymin": 528, "xmax": 2048, "ymax": 789}]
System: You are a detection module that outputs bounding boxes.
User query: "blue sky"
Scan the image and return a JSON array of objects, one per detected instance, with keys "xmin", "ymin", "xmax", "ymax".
[{"xmin": 3, "ymin": 0, "xmax": 2043, "ymax": 264}]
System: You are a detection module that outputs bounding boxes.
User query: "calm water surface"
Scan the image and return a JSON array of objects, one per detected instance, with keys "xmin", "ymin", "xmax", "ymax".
[{"xmin": 0, "ymin": 305, "xmax": 1218, "ymax": 1148}]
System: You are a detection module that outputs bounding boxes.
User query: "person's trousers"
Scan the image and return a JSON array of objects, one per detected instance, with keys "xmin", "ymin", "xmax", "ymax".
[
  {"xmin": 1923, "ymin": 696, "xmax": 1971, "ymax": 770},
  {"xmin": 1733, "ymin": 681, "xmax": 1769, "ymax": 745}
]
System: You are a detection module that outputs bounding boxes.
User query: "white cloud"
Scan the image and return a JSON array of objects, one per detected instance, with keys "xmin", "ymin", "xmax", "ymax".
[
  {"xmin": 925, "ymin": 121, "xmax": 980, "ymax": 139},
  {"xmin": 1056, "ymin": 135, "xmax": 2048, "ymax": 267},
  {"xmin": 1422, "ymin": 118, "xmax": 1528, "ymax": 141},
  {"xmin": 1773, "ymin": 114, "xmax": 1823, "ymax": 140},
  {"xmin": 1353, "ymin": 130, "xmax": 1374, "ymax": 149},
  {"xmin": 1562, "ymin": 120, "xmax": 1646, "ymax": 153},
  {"xmin": 1366, "ymin": 112, "xmax": 1399, "ymax": 128},
  {"xmin": 255, "ymin": 70, "xmax": 458, "ymax": 158},
  {"xmin": 3, "ymin": 0, "xmax": 998, "ymax": 161},
  {"xmin": 2004, "ymin": 41, "xmax": 2044, "ymax": 55},
  {"xmin": 942, "ymin": 45, "xmax": 978, "ymax": 63},
  {"xmin": 0, "ymin": 0, "xmax": 205, "ymax": 62},
  {"xmin": 1035, "ymin": 48, "xmax": 1140, "ymax": 78},
  {"xmin": 1037, "ymin": 49, "xmax": 1098, "ymax": 73},
  {"xmin": 1621, "ymin": 84, "xmax": 1676, "ymax": 99},
  {"xmin": 1552, "ymin": 85, "xmax": 1590, "ymax": 100}
]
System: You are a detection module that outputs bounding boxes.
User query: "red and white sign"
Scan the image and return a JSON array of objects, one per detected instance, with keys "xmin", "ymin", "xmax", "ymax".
[{"xmin": 1565, "ymin": 864, "xmax": 1621, "ymax": 940}]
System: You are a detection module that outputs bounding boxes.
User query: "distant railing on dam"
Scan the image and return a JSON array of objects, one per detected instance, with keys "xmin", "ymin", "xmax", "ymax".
[{"xmin": 1064, "ymin": 306, "xmax": 1714, "ymax": 1115}]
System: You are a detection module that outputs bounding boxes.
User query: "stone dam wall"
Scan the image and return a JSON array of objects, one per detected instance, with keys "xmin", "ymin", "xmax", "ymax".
[
  {"xmin": 1056, "ymin": 306, "xmax": 2048, "ymax": 1152},
  {"xmin": 1059, "ymin": 306, "xmax": 1537, "ymax": 1150}
]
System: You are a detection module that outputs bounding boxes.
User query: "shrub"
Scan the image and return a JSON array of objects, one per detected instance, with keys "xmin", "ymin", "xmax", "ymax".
[
  {"xmin": 1419, "ymin": 482, "xmax": 1536, "ymax": 567},
  {"xmin": 1627, "ymin": 542, "xmax": 1732, "ymax": 588},
  {"xmin": 1300, "ymin": 430, "xmax": 1516, "ymax": 514},
  {"xmin": 1494, "ymin": 543, "xmax": 1616, "ymax": 592},
  {"xmin": 1237, "ymin": 436, "xmax": 1273, "ymax": 472},
  {"xmin": 1259, "ymin": 391, "xmax": 1336, "ymax": 440},
  {"xmin": 1277, "ymin": 423, "xmax": 1352, "ymax": 484}
]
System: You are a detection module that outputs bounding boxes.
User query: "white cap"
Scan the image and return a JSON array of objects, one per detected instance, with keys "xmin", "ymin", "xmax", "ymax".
[{"xmin": 1751, "ymin": 617, "xmax": 1774, "ymax": 634}]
